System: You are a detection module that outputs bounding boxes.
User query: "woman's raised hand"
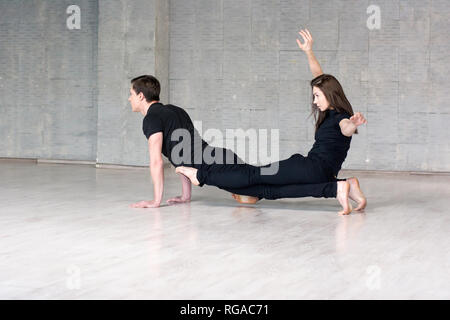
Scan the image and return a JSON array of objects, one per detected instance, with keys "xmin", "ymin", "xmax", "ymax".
[
  {"xmin": 296, "ymin": 28, "xmax": 313, "ymax": 52},
  {"xmin": 350, "ymin": 112, "xmax": 368, "ymax": 127}
]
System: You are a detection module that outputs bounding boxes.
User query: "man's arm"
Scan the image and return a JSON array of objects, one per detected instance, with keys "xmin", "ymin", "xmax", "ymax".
[
  {"xmin": 296, "ymin": 29, "xmax": 323, "ymax": 78},
  {"xmin": 167, "ymin": 173, "xmax": 192, "ymax": 205},
  {"xmin": 129, "ymin": 132, "xmax": 164, "ymax": 208},
  {"xmin": 148, "ymin": 132, "xmax": 164, "ymax": 205}
]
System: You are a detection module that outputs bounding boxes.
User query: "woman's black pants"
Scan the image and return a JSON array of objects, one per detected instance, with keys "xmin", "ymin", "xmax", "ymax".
[{"xmin": 193, "ymin": 153, "xmax": 345, "ymax": 200}]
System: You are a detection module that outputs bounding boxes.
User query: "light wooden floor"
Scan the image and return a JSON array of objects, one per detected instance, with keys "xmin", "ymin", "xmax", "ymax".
[{"xmin": 1, "ymin": 159, "xmax": 449, "ymax": 299}]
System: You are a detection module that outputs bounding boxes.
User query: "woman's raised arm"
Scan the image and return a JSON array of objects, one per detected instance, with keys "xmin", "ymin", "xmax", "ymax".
[{"xmin": 296, "ymin": 29, "xmax": 323, "ymax": 78}]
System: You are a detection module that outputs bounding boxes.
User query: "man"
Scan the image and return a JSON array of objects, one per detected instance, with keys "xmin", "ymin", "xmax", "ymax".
[{"xmin": 128, "ymin": 75, "xmax": 240, "ymax": 208}]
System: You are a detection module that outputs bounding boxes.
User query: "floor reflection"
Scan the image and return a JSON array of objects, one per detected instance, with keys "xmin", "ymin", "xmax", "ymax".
[
  {"xmin": 231, "ymin": 205, "xmax": 263, "ymax": 218},
  {"xmin": 335, "ymin": 212, "xmax": 366, "ymax": 254}
]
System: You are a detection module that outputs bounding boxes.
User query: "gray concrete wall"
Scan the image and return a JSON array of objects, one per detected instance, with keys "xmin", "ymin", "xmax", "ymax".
[
  {"xmin": 0, "ymin": 0, "xmax": 98, "ymax": 161},
  {"xmin": 96, "ymin": 0, "xmax": 169, "ymax": 166},
  {"xmin": 1, "ymin": 0, "xmax": 449, "ymax": 172},
  {"xmin": 96, "ymin": 0, "xmax": 154, "ymax": 166},
  {"xmin": 168, "ymin": 0, "xmax": 450, "ymax": 172}
]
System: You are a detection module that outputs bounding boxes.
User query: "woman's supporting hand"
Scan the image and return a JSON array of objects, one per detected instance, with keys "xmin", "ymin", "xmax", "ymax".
[
  {"xmin": 296, "ymin": 28, "xmax": 313, "ymax": 52},
  {"xmin": 350, "ymin": 112, "xmax": 368, "ymax": 127}
]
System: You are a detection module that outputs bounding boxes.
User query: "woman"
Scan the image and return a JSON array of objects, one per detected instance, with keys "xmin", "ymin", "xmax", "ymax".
[{"xmin": 176, "ymin": 29, "xmax": 367, "ymax": 215}]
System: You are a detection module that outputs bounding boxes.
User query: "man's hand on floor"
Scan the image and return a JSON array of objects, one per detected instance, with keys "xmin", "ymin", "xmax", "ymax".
[{"xmin": 129, "ymin": 200, "xmax": 161, "ymax": 208}]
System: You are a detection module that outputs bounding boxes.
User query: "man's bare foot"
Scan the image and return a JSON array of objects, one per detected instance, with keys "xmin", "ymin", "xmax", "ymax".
[
  {"xmin": 347, "ymin": 177, "xmax": 367, "ymax": 211},
  {"xmin": 175, "ymin": 166, "xmax": 200, "ymax": 186},
  {"xmin": 231, "ymin": 193, "xmax": 260, "ymax": 204},
  {"xmin": 336, "ymin": 181, "xmax": 352, "ymax": 215}
]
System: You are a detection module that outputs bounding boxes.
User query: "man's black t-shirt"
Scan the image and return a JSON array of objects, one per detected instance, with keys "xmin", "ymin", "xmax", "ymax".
[
  {"xmin": 142, "ymin": 103, "xmax": 239, "ymax": 167},
  {"xmin": 307, "ymin": 109, "xmax": 352, "ymax": 177},
  {"xmin": 142, "ymin": 103, "xmax": 207, "ymax": 166}
]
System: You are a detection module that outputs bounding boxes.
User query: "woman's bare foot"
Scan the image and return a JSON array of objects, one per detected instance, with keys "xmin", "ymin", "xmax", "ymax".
[
  {"xmin": 347, "ymin": 177, "xmax": 367, "ymax": 211},
  {"xmin": 336, "ymin": 181, "xmax": 353, "ymax": 215},
  {"xmin": 231, "ymin": 193, "xmax": 260, "ymax": 205},
  {"xmin": 175, "ymin": 166, "xmax": 200, "ymax": 186}
]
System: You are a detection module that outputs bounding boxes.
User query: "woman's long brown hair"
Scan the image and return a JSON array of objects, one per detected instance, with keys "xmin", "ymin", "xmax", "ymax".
[{"xmin": 309, "ymin": 74, "xmax": 358, "ymax": 134}]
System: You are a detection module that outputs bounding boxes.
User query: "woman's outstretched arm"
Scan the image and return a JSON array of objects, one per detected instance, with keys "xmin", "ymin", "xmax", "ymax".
[
  {"xmin": 296, "ymin": 29, "xmax": 323, "ymax": 78},
  {"xmin": 339, "ymin": 112, "xmax": 368, "ymax": 137}
]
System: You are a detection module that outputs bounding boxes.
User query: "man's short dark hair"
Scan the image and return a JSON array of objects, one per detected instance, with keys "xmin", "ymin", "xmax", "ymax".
[{"xmin": 131, "ymin": 75, "xmax": 160, "ymax": 102}]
